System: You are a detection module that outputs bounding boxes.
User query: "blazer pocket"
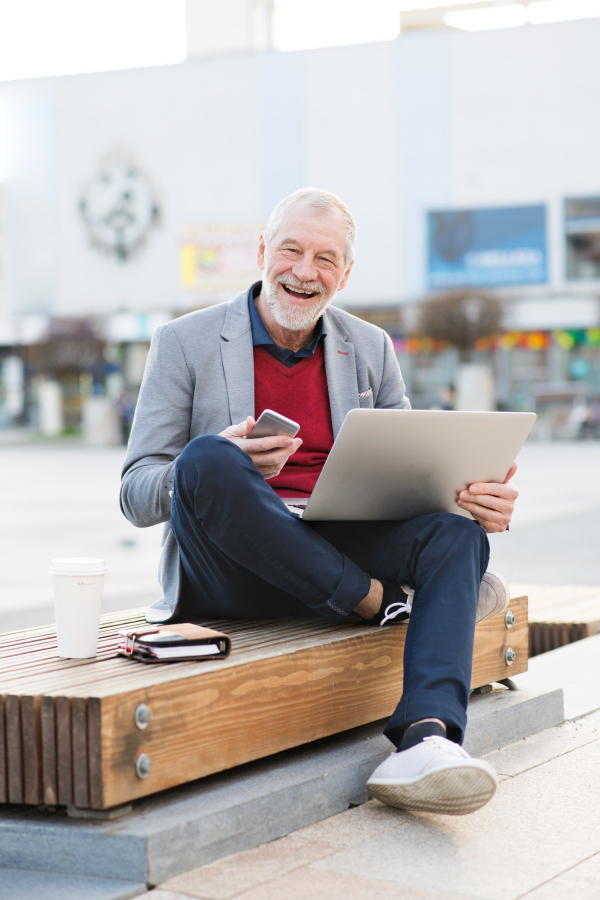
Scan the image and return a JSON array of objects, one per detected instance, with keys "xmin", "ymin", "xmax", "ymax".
[{"xmin": 358, "ymin": 386, "xmax": 374, "ymax": 407}]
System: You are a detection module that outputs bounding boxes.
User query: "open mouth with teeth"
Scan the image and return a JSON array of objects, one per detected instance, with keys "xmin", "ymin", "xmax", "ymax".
[{"xmin": 281, "ymin": 284, "xmax": 320, "ymax": 300}]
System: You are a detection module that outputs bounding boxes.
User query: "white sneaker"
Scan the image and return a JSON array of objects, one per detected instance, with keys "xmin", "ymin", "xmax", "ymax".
[
  {"xmin": 477, "ymin": 570, "xmax": 510, "ymax": 623},
  {"xmin": 366, "ymin": 736, "xmax": 498, "ymax": 815}
]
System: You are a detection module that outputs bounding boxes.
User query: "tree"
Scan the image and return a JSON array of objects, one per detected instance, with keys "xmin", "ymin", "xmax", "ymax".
[{"xmin": 417, "ymin": 291, "xmax": 502, "ymax": 362}]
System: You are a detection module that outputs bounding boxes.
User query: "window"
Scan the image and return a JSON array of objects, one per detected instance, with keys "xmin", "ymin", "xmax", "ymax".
[{"xmin": 565, "ymin": 198, "xmax": 600, "ymax": 280}]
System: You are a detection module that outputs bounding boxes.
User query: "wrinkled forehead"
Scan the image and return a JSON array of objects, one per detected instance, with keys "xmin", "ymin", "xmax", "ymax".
[{"xmin": 269, "ymin": 202, "xmax": 347, "ymax": 258}]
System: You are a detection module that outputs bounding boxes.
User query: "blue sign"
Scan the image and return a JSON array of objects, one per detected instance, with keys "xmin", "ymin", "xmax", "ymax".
[{"xmin": 427, "ymin": 205, "xmax": 547, "ymax": 288}]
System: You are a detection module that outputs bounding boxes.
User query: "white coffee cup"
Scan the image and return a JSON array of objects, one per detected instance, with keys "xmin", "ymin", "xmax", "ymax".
[{"xmin": 49, "ymin": 558, "xmax": 107, "ymax": 658}]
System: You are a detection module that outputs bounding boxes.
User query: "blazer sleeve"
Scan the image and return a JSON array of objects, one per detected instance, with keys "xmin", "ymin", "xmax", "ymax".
[
  {"xmin": 120, "ymin": 323, "xmax": 194, "ymax": 528},
  {"xmin": 375, "ymin": 331, "xmax": 411, "ymax": 410}
]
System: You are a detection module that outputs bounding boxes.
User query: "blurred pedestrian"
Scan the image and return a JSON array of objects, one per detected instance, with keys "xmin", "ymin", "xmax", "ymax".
[{"xmin": 117, "ymin": 390, "xmax": 135, "ymax": 445}]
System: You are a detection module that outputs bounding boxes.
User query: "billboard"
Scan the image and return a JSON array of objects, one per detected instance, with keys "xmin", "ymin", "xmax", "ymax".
[
  {"xmin": 180, "ymin": 222, "xmax": 265, "ymax": 296},
  {"xmin": 427, "ymin": 205, "xmax": 547, "ymax": 289}
]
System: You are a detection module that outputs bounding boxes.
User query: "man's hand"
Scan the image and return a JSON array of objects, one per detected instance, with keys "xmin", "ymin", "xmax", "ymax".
[
  {"xmin": 219, "ymin": 416, "xmax": 302, "ymax": 480},
  {"xmin": 457, "ymin": 462, "xmax": 518, "ymax": 533}
]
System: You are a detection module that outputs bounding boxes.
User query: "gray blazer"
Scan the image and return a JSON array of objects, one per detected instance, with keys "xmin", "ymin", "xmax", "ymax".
[{"xmin": 120, "ymin": 289, "xmax": 410, "ymax": 622}]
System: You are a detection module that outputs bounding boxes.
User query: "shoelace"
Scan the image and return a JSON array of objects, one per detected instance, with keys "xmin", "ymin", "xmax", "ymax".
[
  {"xmin": 422, "ymin": 735, "xmax": 470, "ymax": 759},
  {"xmin": 380, "ymin": 587, "xmax": 413, "ymax": 626}
]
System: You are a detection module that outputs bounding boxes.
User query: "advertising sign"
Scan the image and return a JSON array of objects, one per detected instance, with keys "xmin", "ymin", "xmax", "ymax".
[
  {"xmin": 180, "ymin": 223, "xmax": 265, "ymax": 296},
  {"xmin": 427, "ymin": 205, "xmax": 547, "ymax": 289}
]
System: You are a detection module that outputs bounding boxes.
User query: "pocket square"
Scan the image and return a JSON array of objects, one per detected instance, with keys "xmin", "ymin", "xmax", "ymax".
[{"xmin": 359, "ymin": 387, "xmax": 373, "ymax": 400}]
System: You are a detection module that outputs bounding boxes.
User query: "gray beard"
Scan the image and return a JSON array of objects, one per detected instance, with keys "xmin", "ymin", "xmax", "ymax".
[{"xmin": 264, "ymin": 277, "xmax": 335, "ymax": 332}]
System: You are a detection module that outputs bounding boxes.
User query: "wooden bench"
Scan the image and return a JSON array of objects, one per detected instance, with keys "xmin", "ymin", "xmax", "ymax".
[
  {"xmin": 0, "ymin": 595, "xmax": 528, "ymax": 811},
  {"xmin": 510, "ymin": 583, "xmax": 600, "ymax": 657}
]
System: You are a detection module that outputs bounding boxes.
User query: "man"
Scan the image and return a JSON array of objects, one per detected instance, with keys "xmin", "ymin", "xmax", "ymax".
[{"xmin": 121, "ymin": 188, "xmax": 518, "ymax": 816}]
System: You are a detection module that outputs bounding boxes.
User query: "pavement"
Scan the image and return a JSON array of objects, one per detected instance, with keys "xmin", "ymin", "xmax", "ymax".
[
  {"xmin": 0, "ymin": 438, "xmax": 164, "ymax": 632},
  {"xmin": 139, "ymin": 709, "xmax": 600, "ymax": 900},
  {"xmin": 1, "ymin": 436, "xmax": 600, "ymax": 632}
]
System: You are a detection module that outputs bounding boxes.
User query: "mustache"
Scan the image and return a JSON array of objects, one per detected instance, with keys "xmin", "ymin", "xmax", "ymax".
[{"xmin": 276, "ymin": 273, "xmax": 326, "ymax": 297}]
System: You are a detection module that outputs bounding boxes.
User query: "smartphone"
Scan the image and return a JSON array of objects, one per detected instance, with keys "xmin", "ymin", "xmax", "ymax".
[{"xmin": 248, "ymin": 409, "xmax": 300, "ymax": 439}]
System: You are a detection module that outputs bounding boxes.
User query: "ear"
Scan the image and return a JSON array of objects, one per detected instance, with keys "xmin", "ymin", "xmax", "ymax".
[
  {"xmin": 257, "ymin": 234, "xmax": 266, "ymax": 270},
  {"xmin": 337, "ymin": 259, "xmax": 354, "ymax": 292}
]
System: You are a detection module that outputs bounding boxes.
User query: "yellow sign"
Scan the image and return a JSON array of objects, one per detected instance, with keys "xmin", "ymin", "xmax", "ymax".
[{"xmin": 180, "ymin": 223, "xmax": 266, "ymax": 294}]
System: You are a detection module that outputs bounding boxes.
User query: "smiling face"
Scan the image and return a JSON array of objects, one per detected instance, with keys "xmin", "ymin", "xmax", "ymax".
[{"xmin": 257, "ymin": 202, "xmax": 354, "ymax": 332}]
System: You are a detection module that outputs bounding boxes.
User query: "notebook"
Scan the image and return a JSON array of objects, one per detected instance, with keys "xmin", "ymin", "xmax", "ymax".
[{"xmin": 118, "ymin": 623, "xmax": 231, "ymax": 664}]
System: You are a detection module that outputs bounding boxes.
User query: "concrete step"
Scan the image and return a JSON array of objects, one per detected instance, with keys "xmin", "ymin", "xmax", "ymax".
[
  {"xmin": 0, "ymin": 869, "xmax": 144, "ymax": 900},
  {"xmin": 0, "ymin": 671, "xmax": 563, "ymax": 892}
]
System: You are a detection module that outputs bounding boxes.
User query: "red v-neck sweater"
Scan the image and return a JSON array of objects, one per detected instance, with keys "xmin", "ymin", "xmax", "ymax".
[{"xmin": 253, "ymin": 344, "xmax": 334, "ymax": 497}]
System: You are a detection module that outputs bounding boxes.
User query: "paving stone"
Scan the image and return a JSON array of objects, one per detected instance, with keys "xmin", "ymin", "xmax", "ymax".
[
  {"xmin": 226, "ymin": 866, "xmax": 474, "ymax": 900},
  {"xmin": 483, "ymin": 716, "xmax": 600, "ymax": 776},
  {"xmin": 0, "ymin": 869, "xmax": 145, "ymax": 900},
  {"xmin": 161, "ymin": 835, "xmax": 340, "ymax": 900},
  {"xmin": 521, "ymin": 852, "xmax": 600, "ymax": 899},
  {"xmin": 309, "ymin": 740, "xmax": 600, "ymax": 900},
  {"xmin": 289, "ymin": 800, "xmax": 407, "ymax": 847},
  {"xmin": 517, "ymin": 633, "xmax": 600, "ymax": 720},
  {"xmin": 134, "ymin": 893, "xmax": 191, "ymax": 900}
]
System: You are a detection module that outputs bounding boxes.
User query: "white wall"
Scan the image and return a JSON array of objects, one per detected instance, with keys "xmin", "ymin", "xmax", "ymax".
[
  {"xmin": 445, "ymin": 19, "xmax": 600, "ymax": 295},
  {"xmin": 1, "ymin": 15, "xmax": 600, "ymax": 319}
]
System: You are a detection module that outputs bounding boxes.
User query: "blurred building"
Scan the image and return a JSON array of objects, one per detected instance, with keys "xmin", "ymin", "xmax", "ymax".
[{"xmin": 0, "ymin": 1, "xmax": 599, "ymax": 431}]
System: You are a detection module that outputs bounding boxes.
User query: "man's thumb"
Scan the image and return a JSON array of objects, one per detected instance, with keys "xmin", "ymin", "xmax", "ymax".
[{"xmin": 229, "ymin": 416, "xmax": 254, "ymax": 437}]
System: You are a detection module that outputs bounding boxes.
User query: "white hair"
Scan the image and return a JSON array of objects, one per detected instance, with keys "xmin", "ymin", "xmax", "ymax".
[{"xmin": 263, "ymin": 187, "xmax": 357, "ymax": 264}]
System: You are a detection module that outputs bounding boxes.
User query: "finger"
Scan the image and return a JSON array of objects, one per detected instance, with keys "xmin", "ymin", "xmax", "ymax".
[
  {"xmin": 478, "ymin": 519, "xmax": 507, "ymax": 534},
  {"xmin": 219, "ymin": 416, "xmax": 255, "ymax": 439},
  {"xmin": 263, "ymin": 468, "xmax": 282, "ymax": 480},
  {"xmin": 244, "ymin": 435, "xmax": 296, "ymax": 454},
  {"xmin": 504, "ymin": 461, "xmax": 518, "ymax": 483},
  {"xmin": 467, "ymin": 507, "xmax": 509, "ymax": 532},
  {"xmin": 462, "ymin": 482, "xmax": 519, "ymax": 501},
  {"xmin": 462, "ymin": 502, "xmax": 512, "ymax": 529},
  {"xmin": 251, "ymin": 447, "xmax": 295, "ymax": 468},
  {"xmin": 458, "ymin": 493, "xmax": 514, "ymax": 514}
]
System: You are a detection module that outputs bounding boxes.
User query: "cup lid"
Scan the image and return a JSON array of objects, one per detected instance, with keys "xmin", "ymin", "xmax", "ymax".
[{"xmin": 49, "ymin": 557, "xmax": 107, "ymax": 576}]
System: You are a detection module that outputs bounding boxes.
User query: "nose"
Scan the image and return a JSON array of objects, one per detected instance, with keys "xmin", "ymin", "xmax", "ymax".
[{"xmin": 292, "ymin": 252, "xmax": 319, "ymax": 283}]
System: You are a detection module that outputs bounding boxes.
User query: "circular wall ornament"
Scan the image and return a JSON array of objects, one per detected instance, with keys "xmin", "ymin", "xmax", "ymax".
[{"xmin": 79, "ymin": 161, "xmax": 160, "ymax": 261}]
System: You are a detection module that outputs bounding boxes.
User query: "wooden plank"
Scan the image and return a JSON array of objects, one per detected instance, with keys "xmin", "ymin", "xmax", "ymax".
[
  {"xmin": 471, "ymin": 594, "xmax": 528, "ymax": 687},
  {"xmin": 98, "ymin": 596, "xmax": 528, "ymax": 809},
  {"xmin": 99, "ymin": 627, "xmax": 404, "ymax": 807},
  {"xmin": 0, "ymin": 696, "xmax": 7, "ymax": 804},
  {"xmin": 21, "ymin": 695, "xmax": 42, "ymax": 805},
  {"xmin": 511, "ymin": 583, "xmax": 600, "ymax": 625},
  {"xmin": 511, "ymin": 584, "xmax": 600, "ymax": 657},
  {"xmin": 5, "ymin": 695, "xmax": 23, "ymax": 804},
  {"xmin": 87, "ymin": 698, "xmax": 103, "ymax": 809},
  {"xmin": 71, "ymin": 697, "xmax": 89, "ymax": 809},
  {"xmin": 41, "ymin": 696, "xmax": 58, "ymax": 806},
  {"xmin": 56, "ymin": 696, "xmax": 73, "ymax": 807}
]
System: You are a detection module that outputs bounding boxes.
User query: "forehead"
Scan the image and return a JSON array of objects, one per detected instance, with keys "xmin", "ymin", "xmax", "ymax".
[{"xmin": 273, "ymin": 203, "xmax": 347, "ymax": 257}]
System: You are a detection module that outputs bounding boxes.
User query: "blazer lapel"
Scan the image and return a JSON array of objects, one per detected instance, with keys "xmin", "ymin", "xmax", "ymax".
[
  {"xmin": 220, "ymin": 292, "xmax": 255, "ymax": 425},
  {"xmin": 323, "ymin": 308, "xmax": 360, "ymax": 438}
]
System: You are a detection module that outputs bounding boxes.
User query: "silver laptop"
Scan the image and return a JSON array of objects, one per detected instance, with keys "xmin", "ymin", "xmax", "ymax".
[{"xmin": 283, "ymin": 408, "xmax": 536, "ymax": 521}]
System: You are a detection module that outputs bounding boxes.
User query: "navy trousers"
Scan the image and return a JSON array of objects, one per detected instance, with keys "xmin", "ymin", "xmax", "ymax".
[{"xmin": 170, "ymin": 435, "xmax": 490, "ymax": 746}]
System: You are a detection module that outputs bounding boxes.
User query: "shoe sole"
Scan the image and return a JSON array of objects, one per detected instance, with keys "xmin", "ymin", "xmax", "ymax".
[
  {"xmin": 367, "ymin": 763, "xmax": 497, "ymax": 816},
  {"xmin": 477, "ymin": 570, "xmax": 511, "ymax": 624}
]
